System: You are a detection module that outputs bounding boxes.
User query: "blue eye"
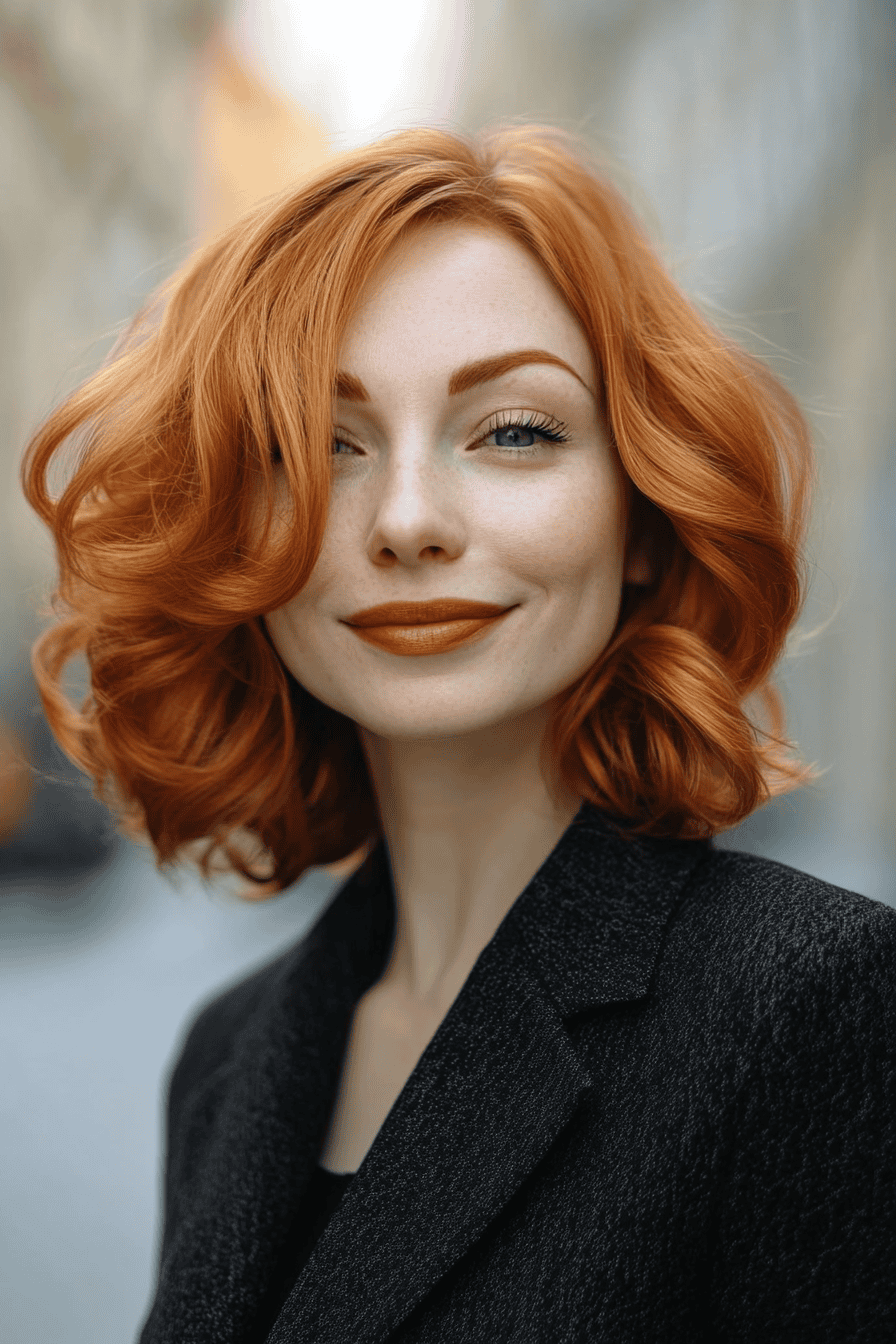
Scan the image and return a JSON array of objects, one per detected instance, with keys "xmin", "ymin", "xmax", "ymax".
[
  {"xmin": 482, "ymin": 413, "xmax": 570, "ymax": 454},
  {"xmin": 493, "ymin": 425, "xmax": 539, "ymax": 449},
  {"xmin": 331, "ymin": 436, "xmax": 360, "ymax": 456}
]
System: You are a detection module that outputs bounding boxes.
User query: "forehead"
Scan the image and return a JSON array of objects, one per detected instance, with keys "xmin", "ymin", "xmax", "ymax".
[{"xmin": 337, "ymin": 222, "xmax": 596, "ymax": 394}]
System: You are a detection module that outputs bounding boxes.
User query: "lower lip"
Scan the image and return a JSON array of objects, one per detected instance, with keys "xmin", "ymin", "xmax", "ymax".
[{"xmin": 346, "ymin": 611, "xmax": 512, "ymax": 656}]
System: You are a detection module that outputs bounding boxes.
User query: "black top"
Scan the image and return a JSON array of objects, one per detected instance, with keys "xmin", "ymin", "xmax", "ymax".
[
  {"xmin": 262, "ymin": 1164, "xmax": 355, "ymax": 1332},
  {"xmin": 294, "ymin": 1165, "xmax": 355, "ymax": 1275},
  {"xmin": 140, "ymin": 804, "xmax": 896, "ymax": 1343}
]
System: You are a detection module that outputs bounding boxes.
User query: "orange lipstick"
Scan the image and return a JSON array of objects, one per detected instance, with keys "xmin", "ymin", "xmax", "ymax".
[{"xmin": 343, "ymin": 599, "xmax": 513, "ymax": 657}]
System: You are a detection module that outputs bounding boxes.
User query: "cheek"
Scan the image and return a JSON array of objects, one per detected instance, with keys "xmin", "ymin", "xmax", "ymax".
[
  {"xmin": 492, "ymin": 468, "xmax": 627, "ymax": 592},
  {"xmin": 268, "ymin": 512, "xmax": 348, "ymax": 637},
  {"xmin": 262, "ymin": 604, "xmax": 301, "ymax": 678},
  {"xmin": 264, "ymin": 566, "xmax": 329, "ymax": 668},
  {"xmin": 263, "ymin": 518, "xmax": 361, "ymax": 694}
]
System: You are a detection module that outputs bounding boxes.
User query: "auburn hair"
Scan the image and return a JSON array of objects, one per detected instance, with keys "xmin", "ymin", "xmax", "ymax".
[{"xmin": 23, "ymin": 125, "xmax": 813, "ymax": 891}]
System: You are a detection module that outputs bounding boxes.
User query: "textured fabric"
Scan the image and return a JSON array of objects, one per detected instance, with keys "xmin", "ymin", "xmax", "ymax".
[
  {"xmin": 138, "ymin": 803, "xmax": 896, "ymax": 1343},
  {"xmin": 264, "ymin": 1166, "xmax": 354, "ymax": 1326}
]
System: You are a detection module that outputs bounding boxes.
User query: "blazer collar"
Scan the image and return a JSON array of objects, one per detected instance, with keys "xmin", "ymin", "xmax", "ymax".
[
  {"xmin": 339, "ymin": 799, "xmax": 710, "ymax": 1016},
  {"xmin": 511, "ymin": 802, "xmax": 711, "ymax": 1014},
  {"xmin": 147, "ymin": 805, "xmax": 709, "ymax": 1344}
]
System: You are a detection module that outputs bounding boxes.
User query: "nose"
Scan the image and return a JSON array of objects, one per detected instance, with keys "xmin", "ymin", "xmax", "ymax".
[{"xmin": 365, "ymin": 447, "xmax": 466, "ymax": 569}]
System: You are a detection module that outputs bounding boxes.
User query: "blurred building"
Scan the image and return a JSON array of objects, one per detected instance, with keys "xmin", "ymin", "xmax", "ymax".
[
  {"xmin": 0, "ymin": 0, "xmax": 335, "ymax": 873},
  {"xmin": 0, "ymin": 0, "xmax": 222, "ymax": 870}
]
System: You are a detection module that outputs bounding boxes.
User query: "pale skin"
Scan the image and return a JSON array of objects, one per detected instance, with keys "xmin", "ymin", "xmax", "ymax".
[{"xmin": 265, "ymin": 222, "xmax": 649, "ymax": 1173}]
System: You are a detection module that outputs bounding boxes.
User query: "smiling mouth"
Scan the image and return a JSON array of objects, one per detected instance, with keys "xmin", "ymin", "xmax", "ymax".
[{"xmin": 343, "ymin": 599, "xmax": 514, "ymax": 657}]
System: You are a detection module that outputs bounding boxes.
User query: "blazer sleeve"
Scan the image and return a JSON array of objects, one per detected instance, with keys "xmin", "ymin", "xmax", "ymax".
[
  {"xmin": 710, "ymin": 894, "xmax": 896, "ymax": 1339},
  {"xmin": 154, "ymin": 959, "xmax": 281, "ymax": 1266}
]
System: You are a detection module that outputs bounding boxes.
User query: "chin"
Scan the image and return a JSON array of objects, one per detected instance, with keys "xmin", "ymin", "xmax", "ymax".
[
  {"xmin": 322, "ymin": 684, "xmax": 539, "ymax": 744},
  {"xmin": 351, "ymin": 708, "xmax": 514, "ymax": 744}
]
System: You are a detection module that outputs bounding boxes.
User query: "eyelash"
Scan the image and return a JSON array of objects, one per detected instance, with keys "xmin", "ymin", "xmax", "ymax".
[
  {"xmin": 477, "ymin": 410, "xmax": 571, "ymax": 454},
  {"xmin": 331, "ymin": 411, "xmax": 571, "ymax": 460}
]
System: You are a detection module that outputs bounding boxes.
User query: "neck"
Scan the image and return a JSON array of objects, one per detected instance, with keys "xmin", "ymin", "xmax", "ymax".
[{"xmin": 358, "ymin": 705, "xmax": 580, "ymax": 1011}]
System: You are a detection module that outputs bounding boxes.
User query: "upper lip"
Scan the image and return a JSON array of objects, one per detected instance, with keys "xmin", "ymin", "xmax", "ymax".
[{"xmin": 344, "ymin": 599, "xmax": 512, "ymax": 628}]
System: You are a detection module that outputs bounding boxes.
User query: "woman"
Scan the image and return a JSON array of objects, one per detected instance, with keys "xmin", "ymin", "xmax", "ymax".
[{"xmin": 24, "ymin": 127, "xmax": 895, "ymax": 1342}]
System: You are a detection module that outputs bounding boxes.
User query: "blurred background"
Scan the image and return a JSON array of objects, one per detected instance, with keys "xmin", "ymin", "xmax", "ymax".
[{"xmin": 1, "ymin": 0, "xmax": 893, "ymax": 1339}]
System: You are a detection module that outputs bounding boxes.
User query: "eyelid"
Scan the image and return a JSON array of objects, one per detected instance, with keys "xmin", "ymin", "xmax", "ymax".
[
  {"xmin": 331, "ymin": 427, "xmax": 364, "ymax": 455},
  {"xmin": 475, "ymin": 408, "xmax": 571, "ymax": 444}
]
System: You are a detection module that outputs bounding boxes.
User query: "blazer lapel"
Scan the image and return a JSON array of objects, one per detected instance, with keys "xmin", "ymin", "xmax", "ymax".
[{"xmin": 267, "ymin": 806, "xmax": 710, "ymax": 1344}]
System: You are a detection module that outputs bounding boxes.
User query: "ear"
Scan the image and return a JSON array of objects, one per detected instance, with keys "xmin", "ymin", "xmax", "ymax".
[
  {"xmin": 621, "ymin": 481, "xmax": 660, "ymax": 587},
  {"xmin": 624, "ymin": 539, "xmax": 653, "ymax": 586}
]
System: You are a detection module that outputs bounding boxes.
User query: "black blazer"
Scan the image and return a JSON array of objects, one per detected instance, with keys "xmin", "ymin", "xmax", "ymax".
[{"xmin": 139, "ymin": 804, "xmax": 896, "ymax": 1343}]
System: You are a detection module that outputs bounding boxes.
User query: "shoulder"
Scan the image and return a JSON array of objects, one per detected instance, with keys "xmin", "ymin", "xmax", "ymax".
[
  {"xmin": 164, "ymin": 850, "xmax": 384, "ymax": 1111},
  {"xmin": 166, "ymin": 934, "xmax": 312, "ymax": 1115},
  {"xmin": 668, "ymin": 846, "xmax": 896, "ymax": 1038},
  {"xmin": 682, "ymin": 845, "xmax": 896, "ymax": 957}
]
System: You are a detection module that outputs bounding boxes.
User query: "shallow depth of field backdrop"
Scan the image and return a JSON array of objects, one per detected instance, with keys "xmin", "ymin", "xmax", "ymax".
[{"xmin": 1, "ymin": 2, "xmax": 893, "ymax": 1340}]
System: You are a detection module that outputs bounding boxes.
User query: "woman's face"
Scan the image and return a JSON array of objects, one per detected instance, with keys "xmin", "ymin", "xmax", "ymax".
[{"xmin": 265, "ymin": 221, "xmax": 640, "ymax": 742}]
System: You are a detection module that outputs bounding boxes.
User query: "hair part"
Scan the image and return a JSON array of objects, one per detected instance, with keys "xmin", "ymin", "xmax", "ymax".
[{"xmin": 22, "ymin": 124, "xmax": 814, "ymax": 890}]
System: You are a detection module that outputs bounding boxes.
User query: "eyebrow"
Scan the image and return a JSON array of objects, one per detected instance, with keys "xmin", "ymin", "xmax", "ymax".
[{"xmin": 333, "ymin": 349, "xmax": 591, "ymax": 403}]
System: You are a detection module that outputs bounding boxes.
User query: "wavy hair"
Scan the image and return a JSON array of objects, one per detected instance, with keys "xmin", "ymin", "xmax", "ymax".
[{"xmin": 22, "ymin": 125, "xmax": 813, "ymax": 890}]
